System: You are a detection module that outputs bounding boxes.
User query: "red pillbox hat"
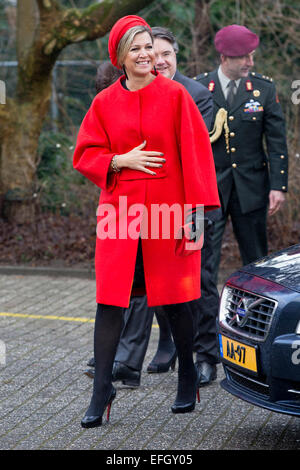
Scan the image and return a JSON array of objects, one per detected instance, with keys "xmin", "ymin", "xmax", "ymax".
[{"xmin": 108, "ymin": 15, "xmax": 151, "ymax": 68}]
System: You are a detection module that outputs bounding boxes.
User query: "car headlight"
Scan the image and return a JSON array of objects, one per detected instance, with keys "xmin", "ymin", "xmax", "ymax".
[
  {"xmin": 296, "ymin": 320, "xmax": 300, "ymax": 335},
  {"xmin": 219, "ymin": 285, "xmax": 231, "ymax": 324}
]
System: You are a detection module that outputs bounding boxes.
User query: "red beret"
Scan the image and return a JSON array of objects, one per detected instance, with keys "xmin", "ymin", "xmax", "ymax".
[
  {"xmin": 214, "ymin": 25, "xmax": 259, "ymax": 56},
  {"xmin": 108, "ymin": 15, "xmax": 151, "ymax": 68}
]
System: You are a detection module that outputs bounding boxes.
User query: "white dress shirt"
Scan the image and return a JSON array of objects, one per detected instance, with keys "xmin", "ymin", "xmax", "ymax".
[{"xmin": 218, "ymin": 66, "xmax": 241, "ymax": 99}]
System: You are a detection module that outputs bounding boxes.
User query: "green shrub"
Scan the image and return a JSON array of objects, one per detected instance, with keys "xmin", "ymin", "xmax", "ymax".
[{"xmin": 36, "ymin": 131, "xmax": 92, "ymax": 215}]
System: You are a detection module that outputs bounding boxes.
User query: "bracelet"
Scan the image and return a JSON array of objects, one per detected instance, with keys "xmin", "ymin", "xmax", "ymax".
[{"xmin": 111, "ymin": 155, "xmax": 120, "ymax": 173}]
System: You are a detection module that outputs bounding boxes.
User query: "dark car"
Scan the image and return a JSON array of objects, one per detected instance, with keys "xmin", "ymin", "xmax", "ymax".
[{"xmin": 218, "ymin": 244, "xmax": 300, "ymax": 417}]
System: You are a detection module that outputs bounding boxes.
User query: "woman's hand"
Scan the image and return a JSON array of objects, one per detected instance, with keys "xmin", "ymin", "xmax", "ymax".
[{"xmin": 112, "ymin": 141, "xmax": 165, "ymax": 175}]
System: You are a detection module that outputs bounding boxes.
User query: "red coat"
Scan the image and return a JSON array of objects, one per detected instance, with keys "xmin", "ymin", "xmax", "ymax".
[{"xmin": 73, "ymin": 73, "xmax": 220, "ymax": 307}]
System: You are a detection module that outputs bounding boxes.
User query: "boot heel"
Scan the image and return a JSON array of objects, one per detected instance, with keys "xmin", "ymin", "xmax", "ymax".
[
  {"xmin": 106, "ymin": 402, "xmax": 112, "ymax": 422},
  {"xmin": 106, "ymin": 386, "xmax": 116, "ymax": 422},
  {"xmin": 147, "ymin": 350, "xmax": 177, "ymax": 374},
  {"xmin": 81, "ymin": 386, "xmax": 116, "ymax": 428}
]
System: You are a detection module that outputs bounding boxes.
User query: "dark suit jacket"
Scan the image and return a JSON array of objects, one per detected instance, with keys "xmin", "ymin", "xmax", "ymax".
[
  {"xmin": 197, "ymin": 69, "xmax": 288, "ymax": 215},
  {"xmin": 174, "ymin": 70, "xmax": 221, "ymax": 221},
  {"xmin": 173, "ymin": 70, "xmax": 213, "ymax": 131}
]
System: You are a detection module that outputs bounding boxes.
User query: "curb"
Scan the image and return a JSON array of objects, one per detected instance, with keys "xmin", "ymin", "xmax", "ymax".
[
  {"xmin": 0, "ymin": 265, "xmax": 235, "ymax": 285},
  {"xmin": 0, "ymin": 265, "xmax": 95, "ymax": 279}
]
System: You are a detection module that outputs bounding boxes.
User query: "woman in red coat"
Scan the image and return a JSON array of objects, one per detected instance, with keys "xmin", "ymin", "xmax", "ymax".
[{"xmin": 73, "ymin": 16, "xmax": 220, "ymax": 428}]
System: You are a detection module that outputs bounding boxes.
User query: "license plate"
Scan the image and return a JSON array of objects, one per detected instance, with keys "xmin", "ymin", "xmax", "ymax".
[{"xmin": 219, "ymin": 334, "xmax": 258, "ymax": 373}]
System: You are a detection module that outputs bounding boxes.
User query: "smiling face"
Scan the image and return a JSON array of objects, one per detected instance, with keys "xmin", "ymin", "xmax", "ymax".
[
  {"xmin": 153, "ymin": 37, "xmax": 177, "ymax": 79},
  {"xmin": 221, "ymin": 51, "xmax": 255, "ymax": 80},
  {"xmin": 123, "ymin": 31, "xmax": 155, "ymax": 79}
]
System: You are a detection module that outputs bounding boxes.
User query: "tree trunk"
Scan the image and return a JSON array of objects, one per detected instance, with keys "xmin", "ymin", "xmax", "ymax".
[
  {"xmin": 1, "ymin": 1, "xmax": 44, "ymax": 222},
  {"xmin": 1, "ymin": 86, "xmax": 51, "ymax": 223},
  {"xmin": 16, "ymin": 0, "xmax": 39, "ymax": 57}
]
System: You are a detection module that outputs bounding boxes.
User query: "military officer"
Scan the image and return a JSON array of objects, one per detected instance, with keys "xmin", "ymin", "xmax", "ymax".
[
  {"xmin": 196, "ymin": 24, "xmax": 288, "ymax": 282},
  {"xmin": 147, "ymin": 27, "xmax": 220, "ymax": 387}
]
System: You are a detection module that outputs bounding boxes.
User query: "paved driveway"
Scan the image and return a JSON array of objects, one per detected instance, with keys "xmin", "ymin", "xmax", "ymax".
[{"xmin": 0, "ymin": 272, "xmax": 299, "ymax": 450}]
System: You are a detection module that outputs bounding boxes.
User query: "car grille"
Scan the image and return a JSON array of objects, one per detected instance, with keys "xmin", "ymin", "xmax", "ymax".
[
  {"xmin": 222, "ymin": 286, "xmax": 277, "ymax": 341},
  {"xmin": 226, "ymin": 366, "xmax": 270, "ymax": 398}
]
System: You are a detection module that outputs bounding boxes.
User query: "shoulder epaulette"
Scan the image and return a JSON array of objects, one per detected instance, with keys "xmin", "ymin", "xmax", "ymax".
[
  {"xmin": 194, "ymin": 72, "xmax": 210, "ymax": 81},
  {"xmin": 250, "ymin": 71, "xmax": 273, "ymax": 82}
]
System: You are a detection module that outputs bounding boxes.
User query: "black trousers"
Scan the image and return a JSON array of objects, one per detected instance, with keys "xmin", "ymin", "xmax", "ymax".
[
  {"xmin": 114, "ymin": 295, "xmax": 154, "ymax": 370},
  {"xmin": 190, "ymin": 218, "xmax": 220, "ymax": 364},
  {"xmin": 211, "ymin": 186, "xmax": 268, "ymax": 283},
  {"xmin": 114, "ymin": 238, "xmax": 153, "ymax": 371}
]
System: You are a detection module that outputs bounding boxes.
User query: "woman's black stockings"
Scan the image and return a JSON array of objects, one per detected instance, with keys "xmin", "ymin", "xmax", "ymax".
[
  {"xmin": 85, "ymin": 303, "xmax": 124, "ymax": 417},
  {"xmin": 163, "ymin": 302, "xmax": 197, "ymax": 406},
  {"xmin": 151, "ymin": 306, "xmax": 176, "ymax": 365}
]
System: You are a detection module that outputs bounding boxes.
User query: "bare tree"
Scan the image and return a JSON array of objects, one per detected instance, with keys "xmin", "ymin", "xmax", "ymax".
[{"xmin": 0, "ymin": 0, "xmax": 155, "ymax": 222}]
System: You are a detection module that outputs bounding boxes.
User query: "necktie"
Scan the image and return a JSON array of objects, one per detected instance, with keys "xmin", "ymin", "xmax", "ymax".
[{"xmin": 227, "ymin": 80, "xmax": 236, "ymax": 108}]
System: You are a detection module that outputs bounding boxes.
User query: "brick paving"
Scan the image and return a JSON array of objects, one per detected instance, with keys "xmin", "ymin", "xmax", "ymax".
[{"xmin": 0, "ymin": 271, "xmax": 299, "ymax": 451}]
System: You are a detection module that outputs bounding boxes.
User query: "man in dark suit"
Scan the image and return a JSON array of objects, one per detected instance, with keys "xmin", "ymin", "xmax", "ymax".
[
  {"xmin": 147, "ymin": 27, "xmax": 220, "ymax": 387},
  {"xmin": 196, "ymin": 25, "xmax": 288, "ymax": 283},
  {"xmin": 85, "ymin": 27, "xmax": 221, "ymax": 388}
]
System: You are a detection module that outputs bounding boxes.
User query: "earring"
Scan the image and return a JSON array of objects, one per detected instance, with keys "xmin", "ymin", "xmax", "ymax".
[{"xmin": 122, "ymin": 65, "xmax": 128, "ymax": 80}]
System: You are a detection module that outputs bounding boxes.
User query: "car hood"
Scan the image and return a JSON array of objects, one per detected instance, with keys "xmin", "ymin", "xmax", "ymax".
[{"xmin": 239, "ymin": 244, "xmax": 300, "ymax": 293}]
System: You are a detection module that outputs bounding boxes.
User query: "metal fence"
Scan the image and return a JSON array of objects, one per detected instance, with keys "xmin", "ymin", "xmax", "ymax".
[{"xmin": 0, "ymin": 59, "xmax": 100, "ymax": 130}]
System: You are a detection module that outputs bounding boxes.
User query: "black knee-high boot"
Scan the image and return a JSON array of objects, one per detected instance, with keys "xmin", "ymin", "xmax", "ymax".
[
  {"xmin": 163, "ymin": 302, "xmax": 199, "ymax": 413},
  {"xmin": 81, "ymin": 304, "xmax": 124, "ymax": 428},
  {"xmin": 147, "ymin": 306, "xmax": 177, "ymax": 373}
]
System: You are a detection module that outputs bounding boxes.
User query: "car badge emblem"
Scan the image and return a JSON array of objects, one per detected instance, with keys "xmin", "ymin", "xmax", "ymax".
[
  {"xmin": 228, "ymin": 297, "xmax": 264, "ymax": 328},
  {"xmin": 236, "ymin": 298, "xmax": 249, "ymax": 326}
]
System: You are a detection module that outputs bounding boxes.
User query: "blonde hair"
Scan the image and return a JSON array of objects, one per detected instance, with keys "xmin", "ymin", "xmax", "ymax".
[{"xmin": 117, "ymin": 26, "xmax": 153, "ymax": 68}]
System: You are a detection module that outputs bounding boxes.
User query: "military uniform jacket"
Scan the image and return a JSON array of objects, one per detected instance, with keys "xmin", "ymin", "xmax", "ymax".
[{"xmin": 196, "ymin": 69, "xmax": 288, "ymax": 214}]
